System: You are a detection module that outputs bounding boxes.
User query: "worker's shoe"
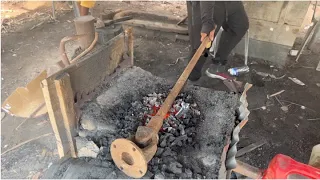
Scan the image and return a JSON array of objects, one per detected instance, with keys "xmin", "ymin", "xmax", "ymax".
[
  {"xmin": 208, "ymin": 57, "xmax": 226, "ymax": 74},
  {"xmin": 207, "ymin": 63, "xmax": 226, "ymax": 74}
]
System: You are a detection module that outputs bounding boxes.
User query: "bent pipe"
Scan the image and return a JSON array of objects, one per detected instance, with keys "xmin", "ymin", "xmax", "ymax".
[
  {"xmin": 59, "ymin": 32, "xmax": 98, "ymax": 67},
  {"xmin": 113, "ymin": 10, "xmax": 188, "ymax": 35},
  {"xmin": 59, "ymin": 34, "xmax": 87, "ymax": 66}
]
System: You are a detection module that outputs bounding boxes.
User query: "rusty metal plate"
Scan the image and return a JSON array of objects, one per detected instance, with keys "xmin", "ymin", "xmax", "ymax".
[
  {"xmin": 110, "ymin": 138, "xmax": 147, "ymax": 178},
  {"xmin": 2, "ymin": 70, "xmax": 47, "ymax": 118}
]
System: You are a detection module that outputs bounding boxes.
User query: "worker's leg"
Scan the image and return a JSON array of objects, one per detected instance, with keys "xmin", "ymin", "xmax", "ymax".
[
  {"xmin": 78, "ymin": 1, "xmax": 96, "ymax": 16},
  {"xmin": 215, "ymin": 2, "xmax": 249, "ymax": 65},
  {"xmin": 187, "ymin": 1, "xmax": 207, "ymax": 81},
  {"xmin": 77, "ymin": 2, "xmax": 89, "ymax": 16},
  {"xmin": 187, "ymin": 1, "xmax": 201, "ymax": 53}
]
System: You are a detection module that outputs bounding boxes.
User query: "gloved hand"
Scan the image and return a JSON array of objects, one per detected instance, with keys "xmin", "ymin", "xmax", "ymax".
[{"xmin": 200, "ymin": 28, "xmax": 215, "ymax": 42}]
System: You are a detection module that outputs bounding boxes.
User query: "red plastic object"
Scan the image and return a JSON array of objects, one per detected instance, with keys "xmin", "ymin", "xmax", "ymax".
[{"xmin": 262, "ymin": 154, "xmax": 320, "ymax": 179}]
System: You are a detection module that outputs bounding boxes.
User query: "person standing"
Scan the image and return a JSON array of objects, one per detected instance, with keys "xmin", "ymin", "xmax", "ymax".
[{"xmin": 187, "ymin": 1, "xmax": 249, "ymax": 81}]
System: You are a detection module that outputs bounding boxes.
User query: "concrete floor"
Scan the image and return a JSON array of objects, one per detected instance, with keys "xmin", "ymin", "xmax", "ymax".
[{"xmin": 1, "ymin": 1, "xmax": 320, "ymax": 178}]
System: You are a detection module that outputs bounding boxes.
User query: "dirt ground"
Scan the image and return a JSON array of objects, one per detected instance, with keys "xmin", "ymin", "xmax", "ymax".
[{"xmin": 1, "ymin": 1, "xmax": 320, "ymax": 178}]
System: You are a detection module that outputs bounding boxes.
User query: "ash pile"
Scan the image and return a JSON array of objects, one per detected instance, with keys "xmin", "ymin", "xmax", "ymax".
[{"xmin": 43, "ymin": 67, "xmax": 238, "ymax": 179}]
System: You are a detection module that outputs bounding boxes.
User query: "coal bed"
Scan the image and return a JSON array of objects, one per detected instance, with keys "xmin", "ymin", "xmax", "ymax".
[{"xmin": 44, "ymin": 67, "xmax": 238, "ymax": 179}]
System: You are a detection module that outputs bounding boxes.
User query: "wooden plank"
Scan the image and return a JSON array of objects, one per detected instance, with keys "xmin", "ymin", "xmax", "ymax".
[
  {"xmin": 54, "ymin": 72, "xmax": 77, "ymax": 158},
  {"xmin": 108, "ymin": 35, "xmax": 125, "ymax": 75},
  {"xmin": 236, "ymin": 140, "xmax": 266, "ymax": 158},
  {"xmin": 125, "ymin": 27, "xmax": 134, "ymax": 66},
  {"xmin": 41, "ymin": 73, "xmax": 77, "ymax": 158},
  {"xmin": 42, "ymin": 79, "xmax": 69, "ymax": 158}
]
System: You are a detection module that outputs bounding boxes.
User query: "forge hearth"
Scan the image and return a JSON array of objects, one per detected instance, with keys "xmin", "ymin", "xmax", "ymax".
[{"xmin": 46, "ymin": 67, "xmax": 238, "ymax": 179}]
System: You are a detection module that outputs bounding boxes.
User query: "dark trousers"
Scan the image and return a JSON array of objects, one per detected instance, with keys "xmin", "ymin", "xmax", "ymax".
[{"xmin": 187, "ymin": 1, "xmax": 249, "ymax": 73}]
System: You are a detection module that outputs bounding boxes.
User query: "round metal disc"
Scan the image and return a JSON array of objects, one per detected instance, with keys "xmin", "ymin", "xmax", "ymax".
[{"xmin": 110, "ymin": 138, "xmax": 147, "ymax": 178}]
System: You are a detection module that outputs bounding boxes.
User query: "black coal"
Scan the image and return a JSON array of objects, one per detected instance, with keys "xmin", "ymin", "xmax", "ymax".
[{"xmin": 82, "ymin": 92, "xmax": 206, "ymax": 179}]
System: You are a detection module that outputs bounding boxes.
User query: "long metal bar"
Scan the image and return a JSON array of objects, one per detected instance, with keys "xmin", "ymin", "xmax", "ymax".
[
  {"xmin": 176, "ymin": 16, "xmax": 188, "ymax": 26},
  {"xmin": 52, "ymin": 1, "xmax": 56, "ymax": 20},
  {"xmin": 244, "ymin": 30, "xmax": 249, "ymax": 66},
  {"xmin": 72, "ymin": 1, "xmax": 80, "ymax": 18},
  {"xmin": 145, "ymin": 37, "xmax": 211, "ymax": 133},
  {"xmin": 295, "ymin": 20, "xmax": 318, "ymax": 62}
]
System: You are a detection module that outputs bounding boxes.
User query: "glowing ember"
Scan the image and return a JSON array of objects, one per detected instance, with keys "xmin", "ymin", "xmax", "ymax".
[{"xmin": 142, "ymin": 93, "xmax": 199, "ymax": 133}]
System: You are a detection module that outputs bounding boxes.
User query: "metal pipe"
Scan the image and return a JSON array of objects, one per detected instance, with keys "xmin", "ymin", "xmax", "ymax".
[
  {"xmin": 72, "ymin": 1, "xmax": 80, "ymax": 18},
  {"xmin": 176, "ymin": 16, "xmax": 188, "ymax": 26},
  {"xmin": 295, "ymin": 21, "xmax": 318, "ymax": 62},
  {"xmin": 59, "ymin": 34, "xmax": 87, "ymax": 66},
  {"xmin": 244, "ymin": 30, "xmax": 249, "ymax": 66},
  {"xmin": 70, "ymin": 32, "xmax": 98, "ymax": 63},
  {"xmin": 52, "ymin": 1, "xmax": 56, "ymax": 20}
]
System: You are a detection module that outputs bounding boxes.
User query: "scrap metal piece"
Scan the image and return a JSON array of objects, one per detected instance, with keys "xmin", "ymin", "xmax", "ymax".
[
  {"xmin": 232, "ymin": 160, "xmax": 263, "ymax": 179},
  {"xmin": 226, "ymin": 83, "xmax": 252, "ymax": 171},
  {"xmin": 205, "ymin": 68, "xmax": 244, "ymax": 93},
  {"xmin": 267, "ymin": 90, "xmax": 285, "ymax": 99},
  {"xmin": 288, "ymin": 77, "xmax": 305, "ymax": 86},
  {"xmin": 110, "ymin": 138, "xmax": 148, "ymax": 178},
  {"xmin": 237, "ymin": 105, "xmax": 250, "ymax": 121},
  {"xmin": 175, "ymin": 102, "xmax": 189, "ymax": 119},
  {"xmin": 253, "ymin": 69, "xmax": 286, "ymax": 80},
  {"xmin": 226, "ymin": 125, "xmax": 240, "ymax": 170},
  {"xmin": 236, "ymin": 140, "xmax": 267, "ymax": 157},
  {"xmin": 205, "ymin": 69, "xmax": 226, "ymax": 80}
]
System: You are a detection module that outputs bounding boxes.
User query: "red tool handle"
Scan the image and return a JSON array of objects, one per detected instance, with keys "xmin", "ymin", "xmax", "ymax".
[{"xmin": 262, "ymin": 154, "xmax": 320, "ymax": 179}]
